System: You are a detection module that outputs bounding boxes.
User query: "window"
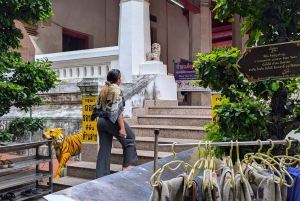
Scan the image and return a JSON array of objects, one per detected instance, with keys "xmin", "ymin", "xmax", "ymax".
[
  {"xmin": 150, "ymin": 14, "xmax": 157, "ymax": 23},
  {"xmin": 63, "ymin": 28, "xmax": 89, "ymax": 52}
]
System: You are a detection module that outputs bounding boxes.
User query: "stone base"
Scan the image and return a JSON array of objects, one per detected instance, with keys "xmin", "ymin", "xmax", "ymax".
[
  {"xmin": 139, "ymin": 61, "xmax": 167, "ymax": 75},
  {"xmin": 187, "ymin": 91, "xmax": 211, "ymax": 106},
  {"xmin": 153, "ymin": 75, "xmax": 177, "ymax": 100},
  {"xmin": 81, "ymin": 142, "xmax": 98, "ymax": 162}
]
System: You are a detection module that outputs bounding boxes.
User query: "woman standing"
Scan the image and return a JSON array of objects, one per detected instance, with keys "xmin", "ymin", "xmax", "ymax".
[{"xmin": 92, "ymin": 69, "xmax": 138, "ymax": 178}]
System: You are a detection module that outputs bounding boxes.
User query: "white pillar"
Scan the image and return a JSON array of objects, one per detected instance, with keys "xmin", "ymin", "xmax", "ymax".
[
  {"xmin": 232, "ymin": 14, "xmax": 248, "ymax": 53},
  {"xmin": 100, "ymin": 65, "xmax": 109, "ymax": 77},
  {"xmin": 189, "ymin": 0, "xmax": 212, "ymax": 60},
  {"xmin": 118, "ymin": 0, "xmax": 151, "ymax": 82},
  {"xmin": 189, "ymin": 13, "xmax": 201, "ymax": 61},
  {"xmin": 188, "ymin": 0, "xmax": 212, "ymax": 106}
]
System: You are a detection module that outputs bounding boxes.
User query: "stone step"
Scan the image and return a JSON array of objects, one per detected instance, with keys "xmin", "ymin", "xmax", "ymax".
[
  {"xmin": 53, "ymin": 176, "xmax": 90, "ymax": 192},
  {"xmin": 67, "ymin": 162, "xmax": 122, "ymax": 180},
  {"xmin": 111, "ymin": 148, "xmax": 172, "ymax": 166},
  {"xmin": 131, "ymin": 125, "xmax": 206, "ymax": 139},
  {"xmin": 113, "ymin": 136, "xmax": 199, "ymax": 152},
  {"xmin": 137, "ymin": 115, "xmax": 211, "ymax": 126},
  {"xmin": 148, "ymin": 106, "xmax": 212, "ymax": 116}
]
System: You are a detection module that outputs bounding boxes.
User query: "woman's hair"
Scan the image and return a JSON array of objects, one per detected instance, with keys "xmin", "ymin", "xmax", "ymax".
[
  {"xmin": 107, "ymin": 69, "xmax": 121, "ymax": 83},
  {"xmin": 101, "ymin": 69, "xmax": 121, "ymax": 107}
]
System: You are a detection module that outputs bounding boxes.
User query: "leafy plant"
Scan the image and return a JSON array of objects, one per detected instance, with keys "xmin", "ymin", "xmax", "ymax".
[
  {"xmin": 0, "ymin": 0, "xmax": 53, "ymax": 53},
  {"xmin": 0, "ymin": 1, "xmax": 59, "ymax": 143},
  {"xmin": 193, "ymin": 46, "xmax": 245, "ymax": 102},
  {"xmin": 0, "ymin": 52, "xmax": 60, "ymax": 116},
  {"xmin": 214, "ymin": 0, "xmax": 300, "ymax": 46},
  {"xmin": 204, "ymin": 91, "xmax": 270, "ymax": 159},
  {"xmin": 0, "ymin": 130, "xmax": 14, "ymax": 143},
  {"xmin": 194, "ymin": 0, "xmax": 300, "ymax": 157},
  {"xmin": 6, "ymin": 117, "xmax": 47, "ymax": 139}
]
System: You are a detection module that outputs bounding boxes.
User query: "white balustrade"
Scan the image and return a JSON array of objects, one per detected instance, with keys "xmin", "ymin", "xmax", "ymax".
[{"xmin": 35, "ymin": 46, "xmax": 119, "ymax": 79}]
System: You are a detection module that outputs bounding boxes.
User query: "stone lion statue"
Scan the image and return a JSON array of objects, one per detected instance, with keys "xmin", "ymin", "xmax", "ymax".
[
  {"xmin": 43, "ymin": 128, "xmax": 82, "ymax": 179},
  {"xmin": 146, "ymin": 43, "xmax": 161, "ymax": 61}
]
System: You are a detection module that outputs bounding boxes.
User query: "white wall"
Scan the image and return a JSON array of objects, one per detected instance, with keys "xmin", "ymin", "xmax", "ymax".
[
  {"xmin": 150, "ymin": 1, "xmax": 189, "ymax": 74},
  {"xmin": 36, "ymin": 0, "xmax": 119, "ymax": 54}
]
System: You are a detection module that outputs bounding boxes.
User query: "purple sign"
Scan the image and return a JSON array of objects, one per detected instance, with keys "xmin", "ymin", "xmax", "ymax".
[
  {"xmin": 174, "ymin": 62, "xmax": 198, "ymax": 80},
  {"xmin": 174, "ymin": 62, "xmax": 210, "ymax": 91}
]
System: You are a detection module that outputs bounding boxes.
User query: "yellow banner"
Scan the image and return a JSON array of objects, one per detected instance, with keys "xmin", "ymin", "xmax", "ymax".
[
  {"xmin": 82, "ymin": 96, "xmax": 98, "ymax": 143},
  {"xmin": 211, "ymin": 94, "xmax": 226, "ymax": 123}
]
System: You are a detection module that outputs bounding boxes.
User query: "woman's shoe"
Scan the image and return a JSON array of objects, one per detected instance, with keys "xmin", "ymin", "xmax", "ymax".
[
  {"xmin": 122, "ymin": 166, "xmax": 133, "ymax": 171},
  {"xmin": 4, "ymin": 192, "xmax": 16, "ymax": 201},
  {"xmin": 0, "ymin": 160, "xmax": 8, "ymax": 169},
  {"xmin": 5, "ymin": 160, "xmax": 15, "ymax": 168}
]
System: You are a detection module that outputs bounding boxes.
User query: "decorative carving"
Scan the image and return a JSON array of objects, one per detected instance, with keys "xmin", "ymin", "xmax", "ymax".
[{"xmin": 146, "ymin": 43, "xmax": 161, "ymax": 61}]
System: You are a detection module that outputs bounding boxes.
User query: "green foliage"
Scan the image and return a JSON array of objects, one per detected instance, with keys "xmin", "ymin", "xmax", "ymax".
[
  {"xmin": 196, "ymin": 0, "xmax": 300, "ymax": 157},
  {"xmin": 0, "ymin": 52, "xmax": 60, "ymax": 116},
  {"xmin": 0, "ymin": 1, "xmax": 58, "ymax": 143},
  {"xmin": 193, "ymin": 47, "xmax": 245, "ymax": 101},
  {"xmin": 6, "ymin": 117, "xmax": 46, "ymax": 139},
  {"xmin": 214, "ymin": 0, "xmax": 300, "ymax": 46},
  {"xmin": 0, "ymin": 0, "xmax": 53, "ymax": 52},
  {"xmin": 193, "ymin": 46, "xmax": 298, "ymax": 102},
  {"xmin": 0, "ymin": 130, "xmax": 13, "ymax": 143},
  {"xmin": 205, "ymin": 91, "xmax": 270, "ymax": 159}
]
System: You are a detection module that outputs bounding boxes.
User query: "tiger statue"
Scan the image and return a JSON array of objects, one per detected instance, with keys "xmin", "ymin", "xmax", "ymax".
[{"xmin": 42, "ymin": 128, "xmax": 83, "ymax": 179}]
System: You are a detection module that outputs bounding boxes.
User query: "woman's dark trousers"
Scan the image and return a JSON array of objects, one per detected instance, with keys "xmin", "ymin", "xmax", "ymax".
[{"xmin": 95, "ymin": 117, "xmax": 138, "ymax": 178}]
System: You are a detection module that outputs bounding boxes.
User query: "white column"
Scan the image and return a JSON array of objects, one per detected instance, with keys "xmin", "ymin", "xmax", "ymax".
[
  {"xmin": 199, "ymin": 0, "xmax": 212, "ymax": 54},
  {"xmin": 65, "ymin": 68, "xmax": 72, "ymax": 79},
  {"xmin": 118, "ymin": 0, "xmax": 151, "ymax": 82},
  {"xmin": 189, "ymin": 13, "xmax": 201, "ymax": 61},
  {"xmin": 100, "ymin": 65, "xmax": 109, "ymax": 77},
  {"xmin": 232, "ymin": 14, "xmax": 248, "ymax": 53},
  {"xmin": 92, "ymin": 66, "xmax": 100, "ymax": 77},
  {"xmin": 71, "ymin": 67, "xmax": 78, "ymax": 78},
  {"xmin": 79, "ymin": 67, "xmax": 85, "ymax": 78},
  {"xmin": 188, "ymin": 0, "xmax": 212, "ymax": 106},
  {"xmin": 85, "ymin": 66, "xmax": 93, "ymax": 77},
  {"xmin": 189, "ymin": 0, "xmax": 212, "ymax": 60},
  {"xmin": 58, "ymin": 69, "xmax": 64, "ymax": 79}
]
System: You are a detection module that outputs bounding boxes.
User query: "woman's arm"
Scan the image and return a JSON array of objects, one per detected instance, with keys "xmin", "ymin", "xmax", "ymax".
[{"xmin": 117, "ymin": 113, "xmax": 126, "ymax": 138}]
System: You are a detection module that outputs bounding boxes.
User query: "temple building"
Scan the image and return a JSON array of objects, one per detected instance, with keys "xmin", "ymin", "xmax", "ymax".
[{"xmin": 3, "ymin": 0, "xmax": 248, "ymax": 136}]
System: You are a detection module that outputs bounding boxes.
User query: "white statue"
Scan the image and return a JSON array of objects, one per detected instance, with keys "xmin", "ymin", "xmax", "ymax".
[{"xmin": 146, "ymin": 43, "xmax": 161, "ymax": 61}]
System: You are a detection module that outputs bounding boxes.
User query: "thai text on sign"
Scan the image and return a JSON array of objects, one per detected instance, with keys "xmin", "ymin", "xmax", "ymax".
[
  {"xmin": 211, "ymin": 94, "xmax": 226, "ymax": 123},
  {"xmin": 82, "ymin": 97, "xmax": 98, "ymax": 143},
  {"xmin": 174, "ymin": 62, "xmax": 210, "ymax": 92},
  {"xmin": 238, "ymin": 41, "xmax": 300, "ymax": 81}
]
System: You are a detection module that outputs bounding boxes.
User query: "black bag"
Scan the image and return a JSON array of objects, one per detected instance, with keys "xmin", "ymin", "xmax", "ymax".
[{"xmin": 91, "ymin": 106, "xmax": 101, "ymax": 121}]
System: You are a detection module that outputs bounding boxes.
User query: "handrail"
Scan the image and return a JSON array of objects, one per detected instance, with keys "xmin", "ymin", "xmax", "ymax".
[{"xmin": 0, "ymin": 140, "xmax": 52, "ymax": 153}]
